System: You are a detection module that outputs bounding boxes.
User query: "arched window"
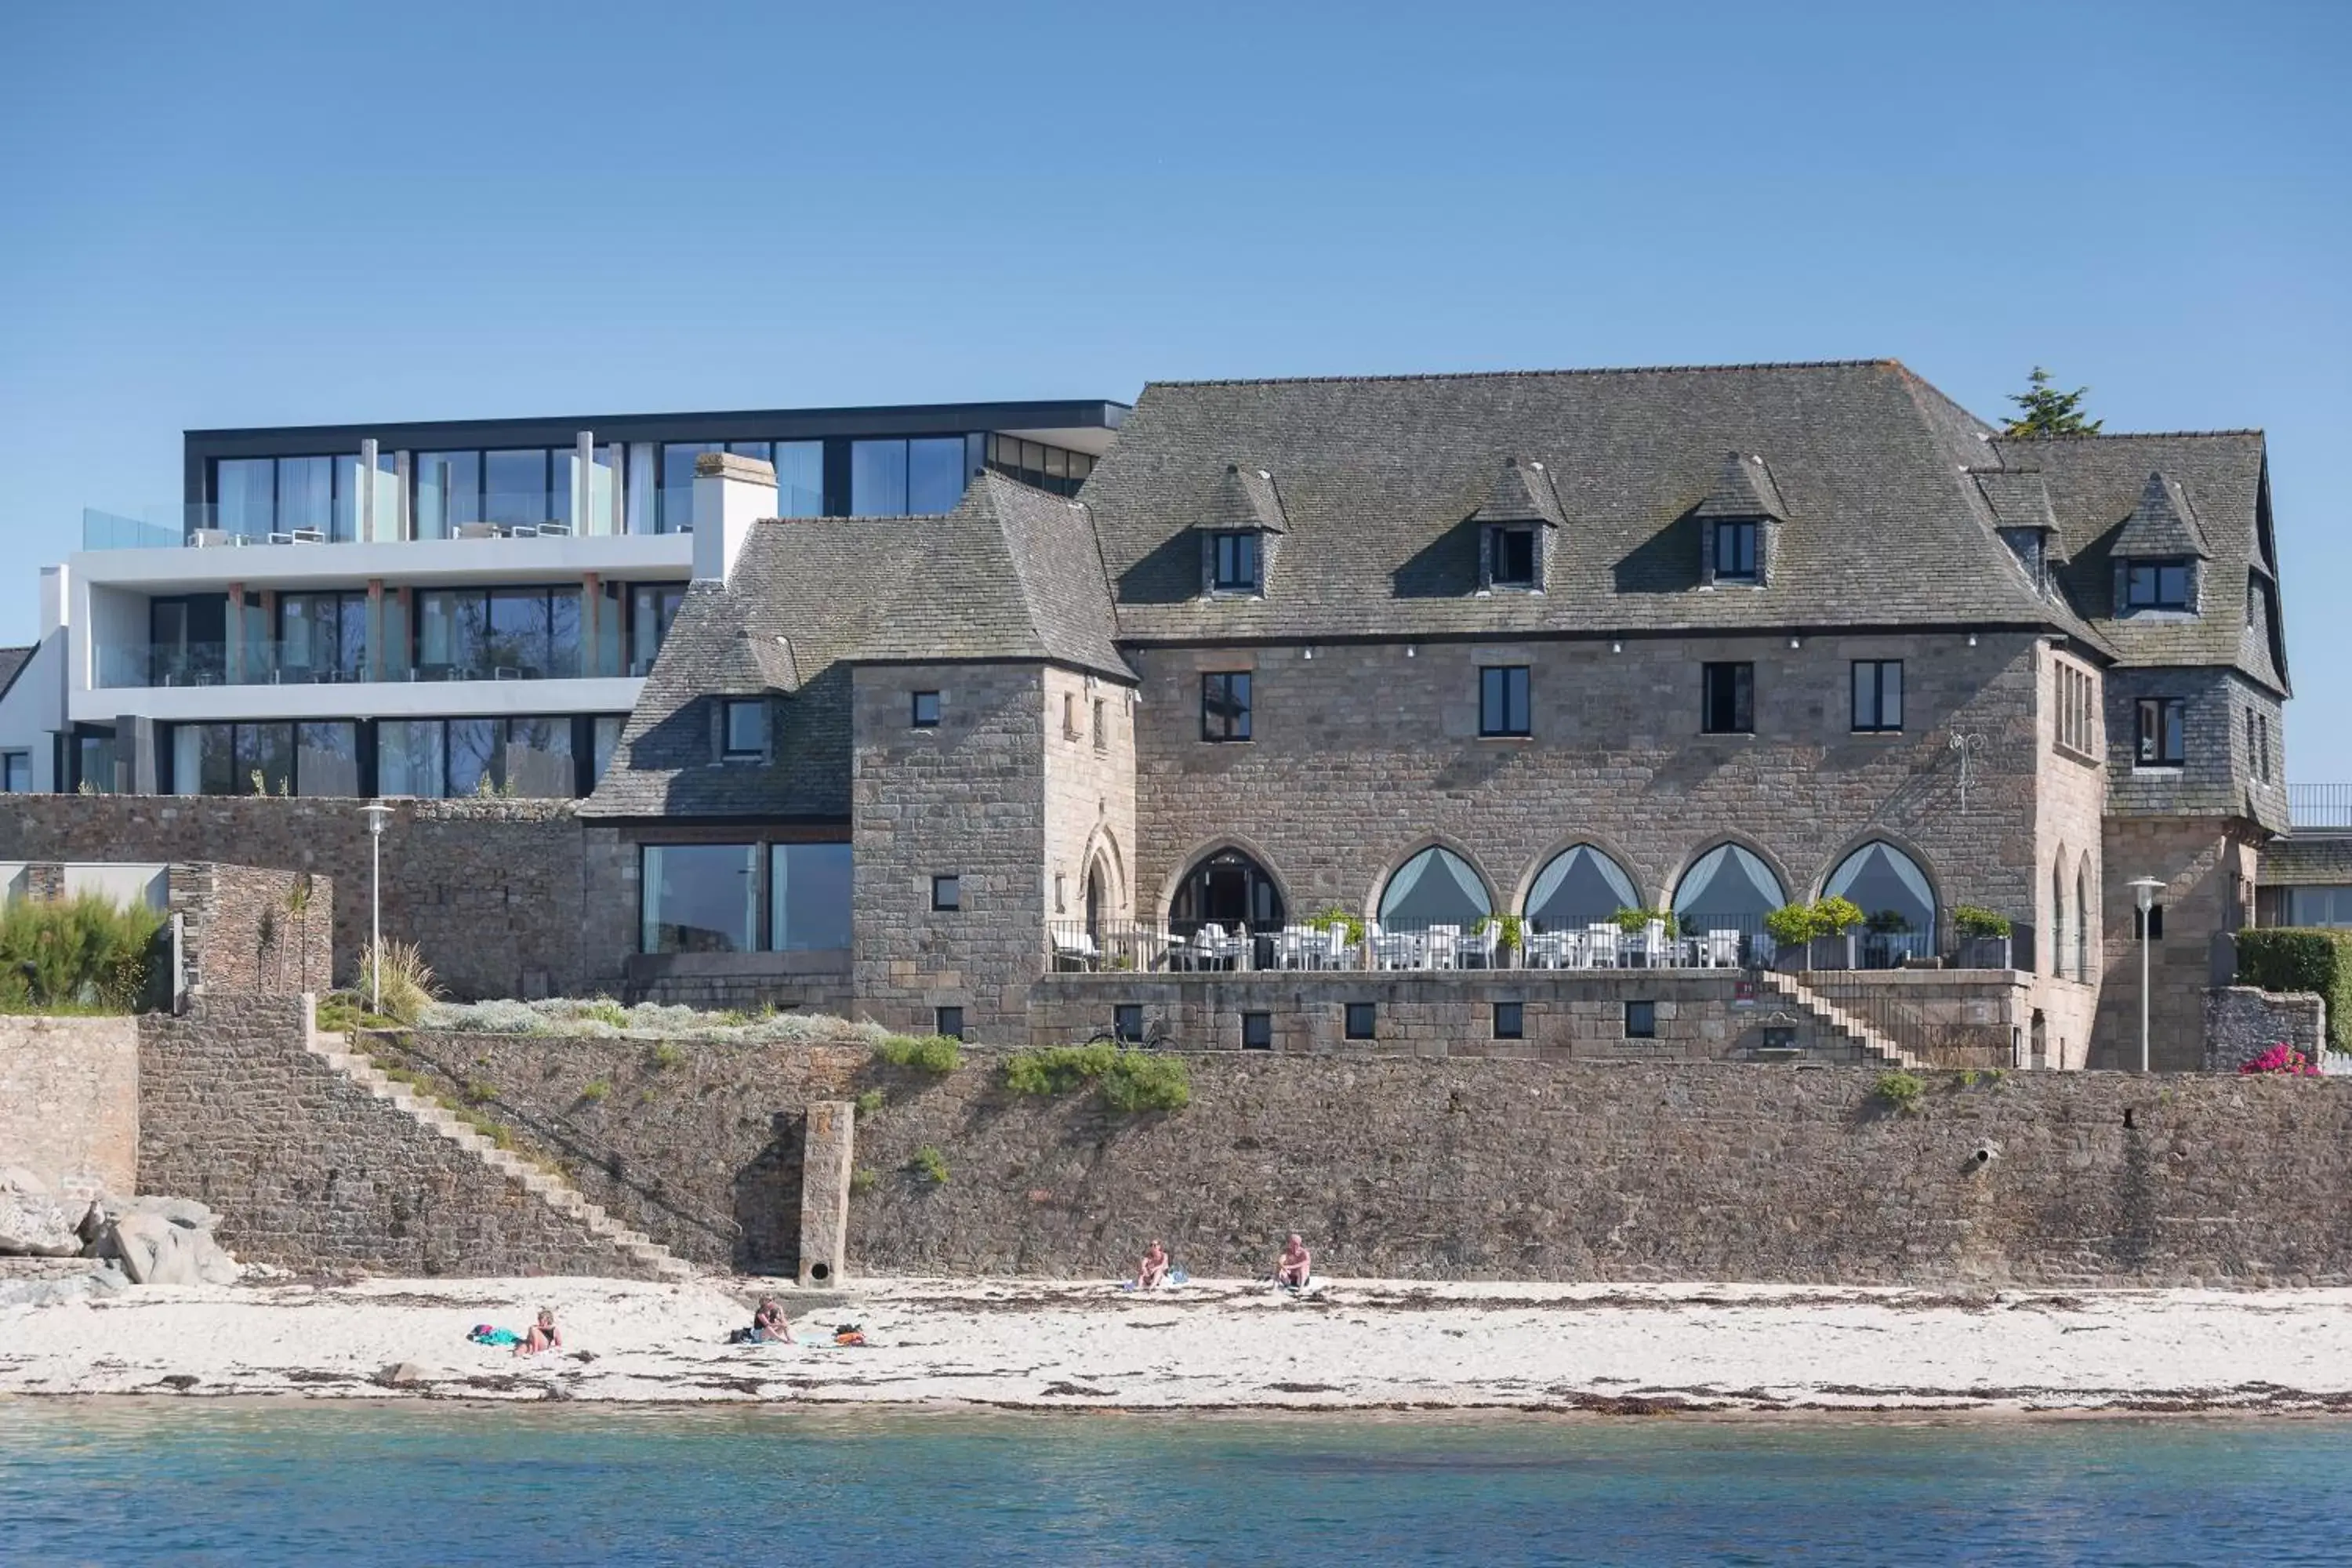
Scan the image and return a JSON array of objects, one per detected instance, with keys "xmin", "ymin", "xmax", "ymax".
[
  {"xmin": 2051, "ymin": 860, "xmax": 2067, "ymax": 978},
  {"xmin": 1671, "ymin": 844, "xmax": 1786, "ymax": 926},
  {"xmin": 1171, "ymin": 848, "xmax": 1283, "ymax": 934},
  {"xmin": 1524, "ymin": 844, "xmax": 1639, "ymax": 932},
  {"xmin": 1826, "ymin": 841, "xmax": 1936, "ymax": 966},
  {"xmin": 1377, "ymin": 846, "xmax": 1491, "ymax": 929},
  {"xmin": 2074, "ymin": 862, "xmax": 2090, "ymax": 982}
]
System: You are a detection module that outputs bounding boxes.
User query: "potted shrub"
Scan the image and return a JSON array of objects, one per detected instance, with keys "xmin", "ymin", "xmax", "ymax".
[
  {"xmin": 1951, "ymin": 905, "xmax": 2013, "ymax": 970},
  {"xmin": 1307, "ymin": 903, "xmax": 1367, "ymax": 965},
  {"xmin": 1471, "ymin": 912, "xmax": 1526, "ymax": 968},
  {"xmin": 1808, "ymin": 896, "xmax": 1864, "ymax": 971},
  {"xmin": 1763, "ymin": 902, "xmax": 1817, "ymax": 971}
]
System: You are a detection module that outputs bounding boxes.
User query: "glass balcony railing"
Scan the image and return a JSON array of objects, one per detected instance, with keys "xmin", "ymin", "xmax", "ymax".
[{"xmin": 93, "ymin": 638, "xmax": 641, "ymax": 689}]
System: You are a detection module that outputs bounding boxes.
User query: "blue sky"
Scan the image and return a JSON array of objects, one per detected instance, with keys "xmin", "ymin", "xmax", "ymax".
[{"xmin": 3, "ymin": 1, "xmax": 2346, "ymax": 771}]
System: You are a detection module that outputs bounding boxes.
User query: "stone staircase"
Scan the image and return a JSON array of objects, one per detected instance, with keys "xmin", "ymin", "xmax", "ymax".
[
  {"xmin": 1751, "ymin": 969, "xmax": 1929, "ymax": 1069},
  {"xmin": 307, "ymin": 1030, "xmax": 696, "ymax": 1282}
]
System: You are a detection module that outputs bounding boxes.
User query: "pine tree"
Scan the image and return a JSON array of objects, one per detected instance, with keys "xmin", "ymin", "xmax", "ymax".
[{"xmin": 2003, "ymin": 366, "xmax": 2103, "ymax": 437}]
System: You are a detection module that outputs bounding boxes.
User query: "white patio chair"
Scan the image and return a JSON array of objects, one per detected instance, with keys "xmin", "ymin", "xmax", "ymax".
[
  {"xmin": 1425, "ymin": 925, "xmax": 1461, "ymax": 970},
  {"xmin": 1523, "ymin": 931, "xmax": 1566, "ymax": 970},
  {"xmin": 1461, "ymin": 924, "xmax": 1500, "ymax": 968},
  {"xmin": 1052, "ymin": 927, "xmax": 1099, "ymax": 971},
  {"xmin": 1632, "ymin": 920, "xmax": 1668, "ymax": 967},
  {"xmin": 1584, "ymin": 923, "xmax": 1621, "ymax": 968},
  {"xmin": 1313, "ymin": 924, "xmax": 1350, "ymax": 970},
  {"xmin": 1372, "ymin": 927, "xmax": 1421, "ymax": 970},
  {"xmin": 1196, "ymin": 925, "xmax": 1246, "ymax": 971},
  {"xmin": 1276, "ymin": 926, "xmax": 1316, "ymax": 971},
  {"xmin": 1705, "ymin": 929, "xmax": 1741, "ymax": 968}
]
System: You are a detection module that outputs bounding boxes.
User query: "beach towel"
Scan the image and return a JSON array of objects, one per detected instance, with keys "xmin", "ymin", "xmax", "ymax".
[{"xmin": 467, "ymin": 1325, "xmax": 523, "ymax": 1347}]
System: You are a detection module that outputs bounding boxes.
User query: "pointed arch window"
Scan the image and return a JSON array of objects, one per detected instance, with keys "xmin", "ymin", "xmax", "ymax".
[
  {"xmin": 1524, "ymin": 844, "xmax": 1639, "ymax": 932},
  {"xmin": 1672, "ymin": 844, "xmax": 1785, "ymax": 926},
  {"xmin": 1825, "ymin": 841, "xmax": 1936, "ymax": 967},
  {"xmin": 1377, "ymin": 847, "xmax": 1492, "ymax": 929},
  {"xmin": 1171, "ymin": 848, "xmax": 1283, "ymax": 935}
]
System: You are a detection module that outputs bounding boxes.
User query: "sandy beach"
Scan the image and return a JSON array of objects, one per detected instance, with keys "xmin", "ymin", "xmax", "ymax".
[{"xmin": 6, "ymin": 1273, "xmax": 2352, "ymax": 1414}]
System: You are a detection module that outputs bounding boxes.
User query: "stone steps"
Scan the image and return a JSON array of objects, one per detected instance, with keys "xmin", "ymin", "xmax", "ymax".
[
  {"xmin": 1751, "ymin": 971, "xmax": 1929, "ymax": 1069},
  {"xmin": 304, "ymin": 1029, "xmax": 696, "ymax": 1282}
]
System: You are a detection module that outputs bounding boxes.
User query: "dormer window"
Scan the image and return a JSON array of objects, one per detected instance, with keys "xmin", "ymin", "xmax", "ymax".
[
  {"xmin": 1491, "ymin": 525, "xmax": 1537, "ymax": 588},
  {"xmin": 1712, "ymin": 520, "xmax": 1759, "ymax": 583},
  {"xmin": 720, "ymin": 699, "xmax": 767, "ymax": 760},
  {"xmin": 1210, "ymin": 530, "xmax": 1261, "ymax": 593},
  {"xmin": 2123, "ymin": 560, "xmax": 2191, "ymax": 612}
]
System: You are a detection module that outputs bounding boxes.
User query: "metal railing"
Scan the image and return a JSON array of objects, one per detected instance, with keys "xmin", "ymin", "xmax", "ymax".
[
  {"xmin": 93, "ymin": 638, "xmax": 614, "ymax": 689},
  {"xmin": 1050, "ymin": 914, "xmax": 2035, "ymax": 975},
  {"xmin": 2288, "ymin": 785, "xmax": 2352, "ymax": 830}
]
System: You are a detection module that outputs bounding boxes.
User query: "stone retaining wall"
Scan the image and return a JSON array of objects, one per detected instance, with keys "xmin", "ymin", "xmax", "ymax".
[
  {"xmin": 2204, "ymin": 985, "xmax": 2328, "ymax": 1073},
  {"xmin": 0, "ymin": 1015, "xmax": 139, "ymax": 1201},
  {"xmin": 169, "ymin": 862, "xmax": 333, "ymax": 997},
  {"xmin": 139, "ymin": 997, "xmax": 656, "ymax": 1277},
  {"xmin": 375, "ymin": 1030, "xmax": 2352, "ymax": 1287}
]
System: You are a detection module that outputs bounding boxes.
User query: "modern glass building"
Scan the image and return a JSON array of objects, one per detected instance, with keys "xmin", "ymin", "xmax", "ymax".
[{"xmin": 49, "ymin": 397, "xmax": 1124, "ymax": 798}]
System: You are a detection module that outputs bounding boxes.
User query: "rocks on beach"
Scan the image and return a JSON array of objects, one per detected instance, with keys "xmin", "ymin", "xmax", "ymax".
[{"xmin": 0, "ymin": 1168, "xmax": 242, "ymax": 1293}]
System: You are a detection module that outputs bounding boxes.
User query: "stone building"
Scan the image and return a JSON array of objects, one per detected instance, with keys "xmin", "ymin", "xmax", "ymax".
[{"xmin": 583, "ymin": 360, "xmax": 2291, "ymax": 1067}]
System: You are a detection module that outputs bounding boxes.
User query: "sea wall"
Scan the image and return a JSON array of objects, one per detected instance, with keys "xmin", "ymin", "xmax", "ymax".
[
  {"xmin": 2204, "ymin": 985, "xmax": 2327, "ymax": 1073},
  {"xmin": 0, "ymin": 1015, "xmax": 140, "ymax": 1201},
  {"xmin": 376, "ymin": 1033, "xmax": 2352, "ymax": 1287},
  {"xmin": 140, "ymin": 997, "xmax": 655, "ymax": 1277}
]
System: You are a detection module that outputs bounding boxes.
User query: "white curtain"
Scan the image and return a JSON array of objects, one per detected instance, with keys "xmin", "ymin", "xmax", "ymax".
[
  {"xmin": 1673, "ymin": 844, "xmax": 1784, "ymax": 917},
  {"xmin": 1380, "ymin": 848, "xmax": 1491, "ymax": 925},
  {"xmin": 1526, "ymin": 844, "xmax": 1638, "ymax": 925}
]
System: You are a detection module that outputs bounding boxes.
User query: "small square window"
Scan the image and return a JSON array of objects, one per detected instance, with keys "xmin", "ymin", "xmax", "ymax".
[
  {"xmin": 1113, "ymin": 1004, "xmax": 1144, "ymax": 1043},
  {"xmin": 1493, "ymin": 1001, "xmax": 1524, "ymax": 1040},
  {"xmin": 1851, "ymin": 660, "xmax": 1903, "ymax": 732},
  {"xmin": 1702, "ymin": 662, "xmax": 1754, "ymax": 735},
  {"xmin": 1479, "ymin": 666, "xmax": 1530, "ymax": 737},
  {"xmin": 2135, "ymin": 904, "xmax": 2165, "ymax": 941},
  {"xmin": 1624, "ymin": 1000, "xmax": 1657, "ymax": 1039},
  {"xmin": 931, "ymin": 874, "xmax": 960, "ymax": 911},
  {"xmin": 2136, "ymin": 696, "xmax": 2185, "ymax": 767},
  {"xmin": 1202, "ymin": 672, "xmax": 1252, "ymax": 742},
  {"xmin": 2123, "ymin": 560, "xmax": 2191, "ymax": 611},
  {"xmin": 1345, "ymin": 1001, "xmax": 1377, "ymax": 1040},
  {"xmin": 1242, "ymin": 1011, "xmax": 1272, "ymax": 1050},
  {"xmin": 911, "ymin": 691, "xmax": 942, "ymax": 728},
  {"xmin": 1492, "ymin": 525, "xmax": 1536, "ymax": 587},
  {"xmin": 935, "ymin": 1006, "xmax": 965, "ymax": 1040},
  {"xmin": 721, "ymin": 699, "xmax": 766, "ymax": 758},
  {"xmin": 1763, "ymin": 1025, "xmax": 1797, "ymax": 1051},
  {"xmin": 1211, "ymin": 531, "xmax": 1260, "ymax": 593}
]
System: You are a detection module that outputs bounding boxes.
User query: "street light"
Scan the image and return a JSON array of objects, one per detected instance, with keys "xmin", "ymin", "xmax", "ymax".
[
  {"xmin": 2128, "ymin": 877, "xmax": 2165, "ymax": 1075},
  {"xmin": 359, "ymin": 800, "xmax": 395, "ymax": 1014}
]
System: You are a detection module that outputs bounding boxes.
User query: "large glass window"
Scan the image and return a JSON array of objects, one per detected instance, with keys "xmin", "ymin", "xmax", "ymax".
[
  {"xmin": 641, "ymin": 844, "xmax": 758, "ymax": 953},
  {"xmin": 216, "ymin": 459, "xmax": 275, "ymax": 538},
  {"xmin": 1851, "ymin": 660, "xmax": 1903, "ymax": 732},
  {"xmin": 1479, "ymin": 666, "xmax": 1531, "ymax": 738},
  {"xmin": 1171, "ymin": 848, "xmax": 1284, "ymax": 935},
  {"xmin": 632, "ymin": 583, "xmax": 686, "ymax": 676},
  {"xmin": 174, "ymin": 722, "xmax": 295, "ymax": 797},
  {"xmin": 2287, "ymin": 887, "xmax": 2352, "ymax": 927},
  {"xmin": 279, "ymin": 592, "xmax": 368, "ymax": 682},
  {"xmin": 486, "ymin": 589, "xmax": 553, "ymax": 677},
  {"xmin": 1377, "ymin": 847, "xmax": 1492, "ymax": 929},
  {"xmin": 377, "ymin": 719, "xmax": 448, "ymax": 797},
  {"xmin": 2136, "ymin": 696, "xmax": 2186, "ymax": 767},
  {"xmin": 771, "ymin": 843, "xmax": 853, "ymax": 952},
  {"xmin": 851, "ymin": 439, "xmax": 908, "ymax": 515},
  {"xmin": 985, "ymin": 434, "xmax": 1096, "ymax": 498},
  {"xmin": 1824, "ymin": 842, "xmax": 1936, "ymax": 961},
  {"xmin": 414, "ymin": 451, "xmax": 481, "ymax": 540},
  {"xmin": 485, "ymin": 448, "xmax": 553, "ymax": 527},
  {"xmin": 909, "ymin": 437, "xmax": 966, "ymax": 513},
  {"xmin": 775, "ymin": 441, "xmax": 824, "ymax": 517},
  {"xmin": 296, "ymin": 722, "xmax": 360, "ymax": 797},
  {"xmin": 447, "ymin": 719, "xmax": 499, "ymax": 796},
  {"xmin": 503, "ymin": 717, "xmax": 574, "ymax": 797},
  {"xmin": 1524, "ymin": 844, "xmax": 1639, "ymax": 932},
  {"xmin": 277, "ymin": 456, "xmax": 336, "ymax": 538},
  {"xmin": 1201, "ymin": 673, "xmax": 1251, "ymax": 742},
  {"xmin": 414, "ymin": 587, "xmax": 578, "ymax": 679},
  {"xmin": 1671, "ymin": 844, "xmax": 1786, "ymax": 927},
  {"xmin": 593, "ymin": 715, "xmax": 625, "ymax": 782},
  {"xmin": 660, "ymin": 442, "xmax": 719, "ymax": 532}
]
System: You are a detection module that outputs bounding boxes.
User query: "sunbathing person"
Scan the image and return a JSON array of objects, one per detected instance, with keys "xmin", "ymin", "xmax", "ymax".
[
  {"xmin": 750, "ymin": 1298, "xmax": 793, "ymax": 1344},
  {"xmin": 515, "ymin": 1307, "xmax": 562, "ymax": 1356},
  {"xmin": 1275, "ymin": 1233, "xmax": 1312, "ymax": 1290},
  {"xmin": 1134, "ymin": 1240, "xmax": 1171, "ymax": 1290}
]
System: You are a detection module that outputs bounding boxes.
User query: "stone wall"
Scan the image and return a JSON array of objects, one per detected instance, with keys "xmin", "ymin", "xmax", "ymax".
[
  {"xmin": 852, "ymin": 662, "xmax": 1052, "ymax": 1037},
  {"xmin": 0, "ymin": 797, "xmax": 605, "ymax": 1001},
  {"xmin": 2204, "ymin": 985, "xmax": 2327, "ymax": 1073},
  {"xmin": 138, "ymin": 997, "xmax": 655, "ymax": 1277},
  {"xmin": 1042, "ymin": 665, "xmax": 1139, "ymax": 941},
  {"xmin": 169, "ymin": 862, "xmax": 333, "ymax": 997},
  {"xmin": 2096, "ymin": 818, "xmax": 2259, "ymax": 1071},
  {"xmin": 1028, "ymin": 968, "xmax": 2034, "ymax": 1064},
  {"xmin": 388, "ymin": 1033, "xmax": 2352, "ymax": 1287},
  {"xmin": 1129, "ymin": 631, "xmax": 2048, "ymax": 931},
  {"xmin": 0, "ymin": 1015, "xmax": 139, "ymax": 1201}
]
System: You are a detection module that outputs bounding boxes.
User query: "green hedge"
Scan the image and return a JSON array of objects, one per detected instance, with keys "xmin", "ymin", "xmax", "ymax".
[{"xmin": 2236, "ymin": 927, "xmax": 2352, "ymax": 1054}]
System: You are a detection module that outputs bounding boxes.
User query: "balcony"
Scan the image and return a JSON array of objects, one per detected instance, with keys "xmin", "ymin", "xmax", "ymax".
[
  {"xmin": 93, "ymin": 639, "xmax": 647, "ymax": 691},
  {"xmin": 2288, "ymin": 786, "xmax": 2352, "ymax": 831}
]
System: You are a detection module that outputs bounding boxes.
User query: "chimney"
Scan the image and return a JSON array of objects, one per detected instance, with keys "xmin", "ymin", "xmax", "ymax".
[{"xmin": 691, "ymin": 452, "xmax": 775, "ymax": 585}]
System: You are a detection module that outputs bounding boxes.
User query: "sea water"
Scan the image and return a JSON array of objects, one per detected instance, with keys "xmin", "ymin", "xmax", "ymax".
[{"xmin": 2, "ymin": 1403, "xmax": 2345, "ymax": 1565}]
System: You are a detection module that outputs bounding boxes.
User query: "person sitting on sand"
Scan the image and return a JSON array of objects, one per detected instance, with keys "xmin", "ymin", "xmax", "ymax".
[
  {"xmin": 1275, "ymin": 1233, "xmax": 1312, "ymax": 1290},
  {"xmin": 515, "ymin": 1308, "xmax": 562, "ymax": 1356},
  {"xmin": 1134, "ymin": 1240, "xmax": 1171, "ymax": 1290},
  {"xmin": 750, "ymin": 1298, "xmax": 793, "ymax": 1344}
]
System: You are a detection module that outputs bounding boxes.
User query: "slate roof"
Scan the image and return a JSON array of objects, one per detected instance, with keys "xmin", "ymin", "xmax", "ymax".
[
  {"xmin": 1078, "ymin": 360, "xmax": 2111, "ymax": 644},
  {"xmin": 1988, "ymin": 430, "xmax": 2285, "ymax": 693},
  {"xmin": 1691, "ymin": 451, "xmax": 1790, "ymax": 521},
  {"xmin": 0, "ymin": 646, "xmax": 31, "ymax": 703},
  {"xmin": 2259, "ymin": 833, "xmax": 2352, "ymax": 887},
  {"xmin": 1468, "ymin": 459, "xmax": 1565, "ymax": 528},
  {"xmin": 2111, "ymin": 470, "xmax": 2211, "ymax": 558},
  {"xmin": 582, "ymin": 474, "xmax": 1127, "ymax": 820}
]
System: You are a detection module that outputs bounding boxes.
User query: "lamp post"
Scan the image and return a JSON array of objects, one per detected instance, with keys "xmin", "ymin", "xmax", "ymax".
[
  {"xmin": 2128, "ymin": 877, "xmax": 2164, "ymax": 1074},
  {"xmin": 359, "ymin": 800, "xmax": 394, "ymax": 1014}
]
